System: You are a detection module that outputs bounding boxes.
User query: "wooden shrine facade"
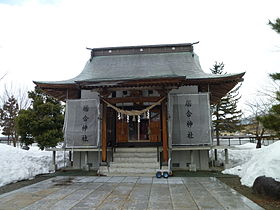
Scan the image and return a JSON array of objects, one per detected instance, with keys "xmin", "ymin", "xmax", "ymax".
[
  {"xmin": 34, "ymin": 43, "xmax": 245, "ymax": 168},
  {"xmin": 96, "ymin": 83, "xmax": 182, "ymax": 164}
]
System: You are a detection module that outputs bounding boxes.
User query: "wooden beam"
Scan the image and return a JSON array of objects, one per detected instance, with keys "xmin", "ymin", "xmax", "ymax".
[
  {"xmin": 98, "ymin": 86, "xmax": 171, "ymax": 92},
  {"xmin": 161, "ymin": 99, "xmax": 168, "ymax": 163},
  {"xmin": 78, "ymin": 77, "xmax": 185, "ymax": 87},
  {"xmin": 105, "ymin": 96, "xmax": 162, "ymax": 104},
  {"xmin": 101, "ymin": 102, "xmax": 107, "ymax": 162}
]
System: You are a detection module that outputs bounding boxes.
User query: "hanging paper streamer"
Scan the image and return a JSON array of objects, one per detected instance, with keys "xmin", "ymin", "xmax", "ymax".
[
  {"xmin": 127, "ymin": 115, "xmax": 129, "ymax": 123},
  {"xmin": 117, "ymin": 112, "xmax": 121, "ymax": 120},
  {"xmin": 147, "ymin": 110, "xmax": 150, "ymax": 119},
  {"xmin": 138, "ymin": 115, "xmax": 140, "ymax": 123}
]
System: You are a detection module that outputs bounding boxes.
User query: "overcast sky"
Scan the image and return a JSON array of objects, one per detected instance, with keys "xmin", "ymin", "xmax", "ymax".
[{"xmin": 0, "ymin": 0, "xmax": 280, "ymax": 111}]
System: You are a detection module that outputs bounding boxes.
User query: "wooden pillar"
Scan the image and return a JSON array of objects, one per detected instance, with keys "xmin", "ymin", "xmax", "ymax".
[
  {"xmin": 52, "ymin": 151, "xmax": 57, "ymax": 171},
  {"xmin": 225, "ymin": 148, "xmax": 229, "ymax": 164},
  {"xmin": 85, "ymin": 151, "xmax": 89, "ymax": 171},
  {"xmin": 101, "ymin": 102, "xmax": 107, "ymax": 162},
  {"xmin": 162, "ymin": 99, "xmax": 168, "ymax": 163},
  {"xmin": 69, "ymin": 151, "xmax": 73, "ymax": 167}
]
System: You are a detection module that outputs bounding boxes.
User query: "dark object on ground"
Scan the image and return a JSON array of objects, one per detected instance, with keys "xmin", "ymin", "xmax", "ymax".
[
  {"xmin": 253, "ymin": 176, "xmax": 280, "ymax": 199},
  {"xmin": 22, "ymin": 145, "xmax": 30, "ymax": 150},
  {"xmin": 256, "ymin": 140, "xmax": 262, "ymax": 148}
]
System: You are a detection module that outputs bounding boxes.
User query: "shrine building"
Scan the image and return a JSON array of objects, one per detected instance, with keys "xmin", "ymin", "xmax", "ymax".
[{"xmin": 34, "ymin": 43, "xmax": 244, "ymax": 175}]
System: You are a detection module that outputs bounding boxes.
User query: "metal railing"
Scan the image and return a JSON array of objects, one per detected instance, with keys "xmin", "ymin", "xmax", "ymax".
[{"xmin": 213, "ymin": 135, "xmax": 279, "ymax": 146}]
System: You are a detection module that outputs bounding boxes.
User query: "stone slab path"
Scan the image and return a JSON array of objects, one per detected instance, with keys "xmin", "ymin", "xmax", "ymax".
[{"xmin": 0, "ymin": 176, "xmax": 263, "ymax": 210}]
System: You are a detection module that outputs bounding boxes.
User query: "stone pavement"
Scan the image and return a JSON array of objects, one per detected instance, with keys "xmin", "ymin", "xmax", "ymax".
[{"xmin": 0, "ymin": 176, "xmax": 263, "ymax": 210}]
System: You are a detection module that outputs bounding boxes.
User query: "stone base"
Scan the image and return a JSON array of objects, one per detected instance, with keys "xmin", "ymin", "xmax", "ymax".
[
  {"xmin": 98, "ymin": 165, "xmax": 109, "ymax": 176},
  {"xmin": 224, "ymin": 163, "xmax": 232, "ymax": 169},
  {"xmin": 213, "ymin": 160, "xmax": 222, "ymax": 167},
  {"xmin": 161, "ymin": 166, "xmax": 168, "ymax": 170},
  {"xmin": 83, "ymin": 165, "xmax": 90, "ymax": 171},
  {"xmin": 49, "ymin": 164, "xmax": 57, "ymax": 172},
  {"xmin": 189, "ymin": 164, "xmax": 197, "ymax": 172}
]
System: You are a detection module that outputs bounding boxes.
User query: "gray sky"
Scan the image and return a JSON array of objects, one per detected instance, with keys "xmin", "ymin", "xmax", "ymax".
[{"xmin": 0, "ymin": 0, "xmax": 280, "ymax": 111}]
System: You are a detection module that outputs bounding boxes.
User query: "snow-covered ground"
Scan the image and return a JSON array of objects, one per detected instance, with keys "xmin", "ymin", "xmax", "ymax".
[
  {"xmin": 0, "ymin": 141, "xmax": 279, "ymax": 188},
  {"xmin": 214, "ymin": 142, "xmax": 257, "ymax": 167},
  {"xmin": 0, "ymin": 144, "xmax": 68, "ymax": 187},
  {"xmin": 222, "ymin": 141, "xmax": 280, "ymax": 187}
]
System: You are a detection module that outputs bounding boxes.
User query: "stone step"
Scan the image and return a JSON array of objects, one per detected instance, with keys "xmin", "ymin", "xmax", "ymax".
[
  {"xmin": 113, "ymin": 157, "xmax": 158, "ymax": 163},
  {"xmin": 110, "ymin": 162, "xmax": 159, "ymax": 169},
  {"xmin": 109, "ymin": 167, "xmax": 157, "ymax": 174},
  {"xmin": 107, "ymin": 173, "xmax": 155, "ymax": 177},
  {"xmin": 113, "ymin": 152, "xmax": 157, "ymax": 158},
  {"xmin": 115, "ymin": 147, "xmax": 158, "ymax": 153}
]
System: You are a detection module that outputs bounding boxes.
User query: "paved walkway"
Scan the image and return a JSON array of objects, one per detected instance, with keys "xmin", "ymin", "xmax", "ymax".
[{"xmin": 0, "ymin": 176, "xmax": 263, "ymax": 210}]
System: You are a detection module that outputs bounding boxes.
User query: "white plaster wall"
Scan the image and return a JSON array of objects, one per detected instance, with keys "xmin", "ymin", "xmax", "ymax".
[
  {"xmin": 169, "ymin": 86, "xmax": 198, "ymax": 94},
  {"xmin": 81, "ymin": 90, "xmax": 99, "ymax": 99}
]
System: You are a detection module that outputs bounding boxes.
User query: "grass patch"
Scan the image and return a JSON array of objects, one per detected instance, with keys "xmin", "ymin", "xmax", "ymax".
[
  {"xmin": 43, "ymin": 169, "xmax": 98, "ymax": 177},
  {"xmin": 172, "ymin": 170, "xmax": 236, "ymax": 178}
]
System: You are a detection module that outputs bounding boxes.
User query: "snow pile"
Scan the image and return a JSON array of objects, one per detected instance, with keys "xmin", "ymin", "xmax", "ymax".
[
  {"xmin": 216, "ymin": 143, "xmax": 256, "ymax": 167},
  {"xmin": 223, "ymin": 141, "xmax": 280, "ymax": 187},
  {"xmin": 0, "ymin": 144, "xmax": 67, "ymax": 187}
]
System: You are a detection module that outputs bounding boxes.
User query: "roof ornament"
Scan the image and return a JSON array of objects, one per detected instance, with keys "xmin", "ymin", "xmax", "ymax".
[{"xmin": 86, "ymin": 47, "xmax": 94, "ymax": 62}]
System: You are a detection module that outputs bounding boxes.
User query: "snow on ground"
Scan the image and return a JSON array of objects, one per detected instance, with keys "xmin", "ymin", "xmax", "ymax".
[
  {"xmin": 215, "ymin": 143, "xmax": 257, "ymax": 167},
  {"xmin": 1, "ymin": 141, "xmax": 279, "ymax": 189},
  {"xmin": 0, "ymin": 144, "xmax": 68, "ymax": 187},
  {"xmin": 222, "ymin": 141, "xmax": 280, "ymax": 187}
]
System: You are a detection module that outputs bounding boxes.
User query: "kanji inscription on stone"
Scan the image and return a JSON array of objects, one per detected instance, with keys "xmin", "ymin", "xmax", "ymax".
[
  {"xmin": 186, "ymin": 110, "xmax": 192, "ymax": 117},
  {"xmin": 83, "ymin": 105, "xmax": 89, "ymax": 112},
  {"xmin": 186, "ymin": 120, "xmax": 193, "ymax": 128},
  {"xmin": 185, "ymin": 100, "xmax": 192, "ymax": 107},
  {"xmin": 82, "ymin": 135, "xmax": 88, "ymax": 141},
  {"xmin": 83, "ymin": 115, "xmax": 89, "ymax": 122},
  {"xmin": 82, "ymin": 124, "xmax": 88, "ymax": 131},
  {"xmin": 187, "ymin": 131, "xmax": 194, "ymax": 139}
]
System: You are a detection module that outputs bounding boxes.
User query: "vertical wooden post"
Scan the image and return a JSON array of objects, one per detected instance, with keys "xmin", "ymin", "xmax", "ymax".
[
  {"xmin": 162, "ymin": 99, "xmax": 168, "ymax": 163},
  {"xmin": 69, "ymin": 151, "xmax": 73, "ymax": 167},
  {"xmin": 225, "ymin": 148, "xmax": 229, "ymax": 164},
  {"xmin": 52, "ymin": 151, "xmax": 57, "ymax": 171},
  {"xmin": 85, "ymin": 151, "xmax": 89, "ymax": 171},
  {"xmin": 102, "ymin": 102, "xmax": 107, "ymax": 163}
]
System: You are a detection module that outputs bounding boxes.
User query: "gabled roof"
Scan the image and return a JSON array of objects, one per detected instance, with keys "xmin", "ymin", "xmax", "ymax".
[{"xmin": 34, "ymin": 43, "xmax": 245, "ymax": 103}]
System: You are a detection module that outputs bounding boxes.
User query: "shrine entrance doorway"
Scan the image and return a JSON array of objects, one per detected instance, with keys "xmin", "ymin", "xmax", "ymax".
[{"xmin": 116, "ymin": 107, "xmax": 161, "ymax": 144}]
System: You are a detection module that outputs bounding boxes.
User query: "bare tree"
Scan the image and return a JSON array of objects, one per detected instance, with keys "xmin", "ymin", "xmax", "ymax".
[
  {"xmin": 257, "ymin": 75, "xmax": 280, "ymax": 102},
  {"xmin": 0, "ymin": 73, "xmax": 7, "ymax": 81},
  {"xmin": 0, "ymin": 82, "xmax": 31, "ymax": 110},
  {"xmin": 244, "ymin": 98, "xmax": 271, "ymax": 148}
]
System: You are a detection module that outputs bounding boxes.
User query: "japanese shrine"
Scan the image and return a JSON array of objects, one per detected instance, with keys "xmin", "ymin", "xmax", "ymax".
[{"xmin": 34, "ymin": 43, "xmax": 244, "ymax": 175}]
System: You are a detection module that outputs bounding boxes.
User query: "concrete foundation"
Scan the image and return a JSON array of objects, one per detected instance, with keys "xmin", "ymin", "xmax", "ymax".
[
  {"xmin": 171, "ymin": 150, "xmax": 210, "ymax": 170},
  {"xmin": 73, "ymin": 151, "xmax": 101, "ymax": 170}
]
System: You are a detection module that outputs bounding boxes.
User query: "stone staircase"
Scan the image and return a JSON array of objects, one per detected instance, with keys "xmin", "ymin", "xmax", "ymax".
[{"xmin": 101, "ymin": 147, "xmax": 159, "ymax": 176}]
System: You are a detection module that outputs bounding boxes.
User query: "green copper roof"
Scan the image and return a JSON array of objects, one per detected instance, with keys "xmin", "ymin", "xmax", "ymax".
[{"xmin": 35, "ymin": 51, "xmax": 242, "ymax": 85}]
